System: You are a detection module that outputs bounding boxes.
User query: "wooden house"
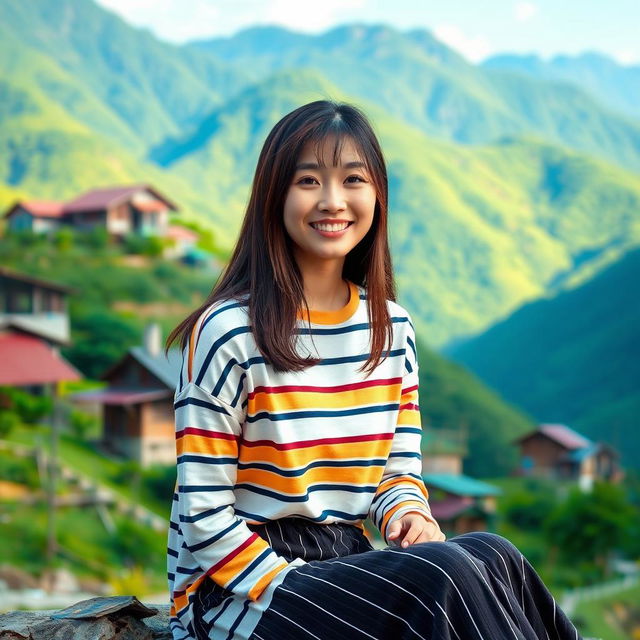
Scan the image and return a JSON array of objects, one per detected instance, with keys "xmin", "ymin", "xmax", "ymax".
[
  {"xmin": 0, "ymin": 267, "xmax": 81, "ymax": 392},
  {"xmin": 513, "ymin": 423, "xmax": 623, "ymax": 488},
  {"xmin": 72, "ymin": 324, "xmax": 180, "ymax": 467},
  {"xmin": 3, "ymin": 184, "xmax": 177, "ymax": 238},
  {"xmin": 1, "ymin": 201, "xmax": 65, "ymax": 233},
  {"xmin": 422, "ymin": 473, "xmax": 502, "ymax": 536}
]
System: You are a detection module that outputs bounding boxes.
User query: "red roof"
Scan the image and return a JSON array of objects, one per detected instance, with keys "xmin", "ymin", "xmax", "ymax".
[
  {"xmin": 166, "ymin": 225, "xmax": 198, "ymax": 242},
  {"xmin": 5, "ymin": 201, "xmax": 65, "ymax": 219},
  {"xmin": 429, "ymin": 496, "xmax": 476, "ymax": 520},
  {"xmin": 538, "ymin": 423, "xmax": 592, "ymax": 450},
  {"xmin": 0, "ymin": 332, "xmax": 82, "ymax": 385},
  {"xmin": 64, "ymin": 184, "xmax": 177, "ymax": 213}
]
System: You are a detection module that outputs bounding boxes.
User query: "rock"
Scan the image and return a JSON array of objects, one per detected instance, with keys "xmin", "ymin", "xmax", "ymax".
[
  {"xmin": 0, "ymin": 596, "xmax": 172, "ymax": 640},
  {"xmin": 0, "ymin": 567, "xmax": 39, "ymax": 591}
]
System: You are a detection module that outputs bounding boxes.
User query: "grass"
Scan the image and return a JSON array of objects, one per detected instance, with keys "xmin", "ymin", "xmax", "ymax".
[
  {"xmin": 7, "ymin": 424, "xmax": 171, "ymax": 517},
  {"xmin": 572, "ymin": 582, "xmax": 640, "ymax": 640},
  {"xmin": 0, "ymin": 499, "xmax": 168, "ymax": 596}
]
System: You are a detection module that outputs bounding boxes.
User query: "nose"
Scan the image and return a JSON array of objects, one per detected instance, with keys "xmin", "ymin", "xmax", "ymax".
[{"xmin": 318, "ymin": 182, "xmax": 347, "ymax": 212}]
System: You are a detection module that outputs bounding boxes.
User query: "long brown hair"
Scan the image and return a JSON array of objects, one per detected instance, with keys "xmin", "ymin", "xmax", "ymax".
[{"xmin": 165, "ymin": 99, "xmax": 397, "ymax": 375}]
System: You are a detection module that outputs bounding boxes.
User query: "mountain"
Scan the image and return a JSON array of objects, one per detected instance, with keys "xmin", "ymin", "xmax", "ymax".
[
  {"xmin": 482, "ymin": 51, "xmax": 640, "ymax": 121},
  {"xmin": 0, "ymin": 0, "xmax": 250, "ymax": 147},
  {"xmin": 443, "ymin": 247, "xmax": 640, "ymax": 468},
  {"xmin": 187, "ymin": 24, "xmax": 640, "ymax": 173},
  {"xmin": 146, "ymin": 68, "xmax": 640, "ymax": 347},
  {"xmin": 2, "ymin": 0, "xmax": 640, "ymax": 352}
]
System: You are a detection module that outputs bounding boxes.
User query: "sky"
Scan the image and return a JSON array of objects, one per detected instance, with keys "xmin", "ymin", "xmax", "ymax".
[{"xmin": 94, "ymin": 0, "xmax": 640, "ymax": 65}]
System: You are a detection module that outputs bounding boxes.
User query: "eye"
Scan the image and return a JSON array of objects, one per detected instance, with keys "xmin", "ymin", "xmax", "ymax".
[
  {"xmin": 297, "ymin": 176, "xmax": 318, "ymax": 185},
  {"xmin": 346, "ymin": 175, "xmax": 366, "ymax": 183}
]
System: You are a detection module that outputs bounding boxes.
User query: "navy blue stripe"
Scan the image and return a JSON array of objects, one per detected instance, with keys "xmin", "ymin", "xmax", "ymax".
[
  {"xmin": 178, "ymin": 484, "xmax": 231, "ymax": 493},
  {"xmin": 196, "ymin": 325, "xmax": 251, "ymax": 387},
  {"xmin": 234, "ymin": 507, "xmax": 368, "ymax": 522},
  {"xmin": 247, "ymin": 402, "xmax": 400, "ymax": 423},
  {"xmin": 226, "ymin": 547, "xmax": 273, "ymax": 592},
  {"xmin": 174, "ymin": 396, "xmax": 231, "ymax": 414},
  {"xmin": 177, "ymin": 455, "xmax": 238, "ymax": 465},
  {"xmin": 237, "ymin": 458, "xmax": 387, "ymax": 476},
  {"xmin": 186, "ymin": 518, "xmax": 243, "ymax": 553},
  {"xmin": 179, "ymin": 505, "xmax": 227, "ymax": 523},
  {"xmin": 234, "ymin": 483, "xmax": 377, "ymax": 502}
]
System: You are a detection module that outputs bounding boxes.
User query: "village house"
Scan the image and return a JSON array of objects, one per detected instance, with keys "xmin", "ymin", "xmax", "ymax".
[
  {"xmin": 513, "ymin": 423, "xmax": 623, "ymax": 489},
  {"xmin": 71, "ymin": 324, "xmax": 180, "ymax": 467},
  {"xmin": 422, "ymin": 473, "xmax": 502, "ymax": 536},
  {"xmin": 3, "ymin": 184, "xmax": 177, "ymax": 239},
  {"xmin": 0, "ymin": 267, "xmax": 81, "ymax": 392},
  {"xmin": 419, "ymin": 427, "xmax": 501, "ymax": 535}
]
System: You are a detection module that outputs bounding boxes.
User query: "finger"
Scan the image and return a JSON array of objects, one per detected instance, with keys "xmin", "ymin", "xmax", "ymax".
[{"xmin": 400, "ymin": 522, "xmax": 422, "ymax": 547}]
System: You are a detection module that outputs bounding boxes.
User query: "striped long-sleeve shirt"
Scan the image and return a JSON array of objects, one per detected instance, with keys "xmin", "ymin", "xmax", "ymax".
[{"xmin": 167, "ymin": 279, "xmax": 436, "ymax": 638}]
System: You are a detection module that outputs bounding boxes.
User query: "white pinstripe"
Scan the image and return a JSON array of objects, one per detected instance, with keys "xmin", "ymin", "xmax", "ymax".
[
  {"xmin": 450, "ymin": 543, "xmax": 520, "ymax": 640},
  {"xmin": 265, "ymin": 605, "xmax": 323, "ymax": 639},
  {"xmin": 315, "ymin": 559, "xmax": 439, "ymax": 627},
  {"xmin": 386, "ymin": 547, "xmax": 487, "ymax": 640},
  {"xmin": 275, "ymin": 519, "xmax": 295, "ymax": 559},
  {"xmin": 462, "ymin": 534, "xmax": 515, "ymax": 594},
  {"xmin": 276, "ymin": 585, "xmax": 379, "ymax": 639},
  {"xmin": 299, "ymin": 570, "xmax": 429, "ymax": 640}
]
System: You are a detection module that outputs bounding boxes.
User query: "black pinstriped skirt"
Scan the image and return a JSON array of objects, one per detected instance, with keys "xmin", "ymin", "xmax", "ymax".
[{"xmin": 193, "ymin": 518, "xmax": 583, "ymax": 640}]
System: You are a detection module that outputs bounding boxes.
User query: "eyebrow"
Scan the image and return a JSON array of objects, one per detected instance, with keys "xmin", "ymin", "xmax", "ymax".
[{"xmin": 295, "ymin": 161, "xmax": 367, "ymax": 170}]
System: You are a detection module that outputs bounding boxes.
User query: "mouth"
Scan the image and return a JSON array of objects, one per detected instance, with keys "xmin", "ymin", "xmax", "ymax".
[{"xmin": 309, "ymin": 221, "xmax": 353, "ymax": 237}]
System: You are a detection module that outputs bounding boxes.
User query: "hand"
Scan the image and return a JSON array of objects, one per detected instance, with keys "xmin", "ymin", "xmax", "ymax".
[{"xmin": 387, "ymin": 511, "xmax": 446, "ymax": 548}]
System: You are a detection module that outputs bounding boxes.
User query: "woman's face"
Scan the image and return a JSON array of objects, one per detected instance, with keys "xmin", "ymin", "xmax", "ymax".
[{"xmin": 283, "ymin": 135, "xmax": 377, "ymax": 270}]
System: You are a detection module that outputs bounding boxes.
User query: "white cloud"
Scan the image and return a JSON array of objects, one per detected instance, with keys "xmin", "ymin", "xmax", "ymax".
[
  {"xmin": 262, "ymin": 0, "xmax": 367, "ymax": 33},
  {"xmin": 433, "ymin": 24, "xmax": 493, "ymax": 63},
  {"xmin": 514, "ymin": 2, "xmax": 538, "ymax": 22},
  {"xmin": 611, "ymin": 49, "xmax": 640, "ymax": 66}
]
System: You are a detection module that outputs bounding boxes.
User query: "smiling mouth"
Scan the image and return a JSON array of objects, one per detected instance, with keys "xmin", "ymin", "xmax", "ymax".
[{"xmin": 309, "ymin": 221, "xmax": 353, "ymax": 232}]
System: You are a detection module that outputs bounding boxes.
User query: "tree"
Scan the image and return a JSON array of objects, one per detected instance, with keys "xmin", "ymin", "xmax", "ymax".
[{"xmin": 543, "ymin": 481, "xmax": 638, "ymax": 578}]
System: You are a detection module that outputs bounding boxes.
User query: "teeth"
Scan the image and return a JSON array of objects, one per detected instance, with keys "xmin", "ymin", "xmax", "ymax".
[{"xmin": 311, "ymin": 222, "xmax": 350, "ymax": 232}]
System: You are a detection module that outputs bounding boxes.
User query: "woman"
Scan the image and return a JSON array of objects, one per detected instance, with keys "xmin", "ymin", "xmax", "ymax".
[{"xmin": 164, "ymin": 99, "xmax": 582, "ymax": 640}]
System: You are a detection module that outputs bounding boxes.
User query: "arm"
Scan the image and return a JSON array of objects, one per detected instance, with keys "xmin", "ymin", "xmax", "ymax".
[
  {"xmin": 174, "ymin": 310, "xmax": 293, "ymax": 602},
  {"xmin": 367, "ymin": 317, "xmax": 438, "ymax": 545}
]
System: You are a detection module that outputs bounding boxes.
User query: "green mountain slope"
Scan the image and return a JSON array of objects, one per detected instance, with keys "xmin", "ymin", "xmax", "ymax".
[
  {"xmin": 187, "ymin": 23, "xmax": 640, "ymax": 172},
  {"xmin": 482, "ymin": 52, "xmax": 640, "ymax": 121},
  {"xmin": 145, "ymin": 67, "xmax": 640, "ymax": 347},
  {"xmin": 443, "ymin": 247, "xmax": 640, "ymax": 468},
  {"xmin": 0, "ymin": 0, "xmax": 250, "ymax": 146}
]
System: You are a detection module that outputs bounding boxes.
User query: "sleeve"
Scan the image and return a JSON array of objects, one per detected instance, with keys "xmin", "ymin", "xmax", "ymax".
[
  {"xmin": 367, "ymin": 316, "xmax": 438, "ymax": 544},
  {"xmin": 174, "ymin": 308, "xmax": 295, "ymax": 602}
]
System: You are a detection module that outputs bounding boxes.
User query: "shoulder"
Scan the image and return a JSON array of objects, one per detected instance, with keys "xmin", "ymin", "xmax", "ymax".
[
  {"xmin": 386, "ymin": 298, "xmax": 415, "ymax": 336},
  {"xmin": 186, "ymin": 296, "xmax": 252, "ymax": 387},
  {"xmin": 193, "ymin": 295, "xmax": 250, "ymax": 345}
]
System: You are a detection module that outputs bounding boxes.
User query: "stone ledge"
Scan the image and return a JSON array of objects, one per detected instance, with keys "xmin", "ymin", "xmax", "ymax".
[{"xmin": 0, "ymin": 596, "xmax": 171, "ymax": 640}]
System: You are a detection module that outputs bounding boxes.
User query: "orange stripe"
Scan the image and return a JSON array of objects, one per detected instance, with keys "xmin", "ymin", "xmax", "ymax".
[
  {"xmin": 397, "ymin": 407, "xmax": 421, "ymax": 425},
  {"xmin": 248, "ymin": 380, "xmax": 401, "ymax": 414},
  {"xmin": 248, "ymin": 562, "xmax": 289, "ymax": 601},
  {"xmin": 173, "ymin": 573, "xmax": 207, "ymax": 613},
  {"xmin": 381, "ymin": 500, "xmax": 431, "ymax": 539},
  {"xmin": 177, "ymin": 434, "xmax": 239, "ymax": 456},
  {"xmin": 208, "ymin": 535, "xmax": 271, "ymax": 586},
  {"xmin": 236, "ymin": 463, "xmax": 384, "ymax": 493},
  {"xmin": 239, "ymin": 438, "xmax": 393, "ymax": 468}
]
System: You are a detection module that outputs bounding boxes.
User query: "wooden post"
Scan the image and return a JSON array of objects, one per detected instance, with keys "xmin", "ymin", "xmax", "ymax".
[{"xmin": 45, "ymin": 381, "xmax": 59, "ymax": 588}]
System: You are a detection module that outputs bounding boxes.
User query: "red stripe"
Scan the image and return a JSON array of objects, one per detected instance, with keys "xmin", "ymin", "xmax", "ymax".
[
  {"xmin": 400, "ymin": 384, "xmax": 419, "ymax": 395},
  {"xmin": 176, "ymin": 428, "xmax": 239, "ymax": 440},
  {"xmin": 242, "ymin": 432, "xmax": 394, "ymax": 450},
  {"xmin": 206, "ymin": 533, "xmax": 260, "ymax": 576},
  {"xmin": 248, "ymin": 377, "xmax": 403, "ymax": 399},
  {"xmin": 399, "ymin": 403, "xmax": 420, "ymax": 411}
]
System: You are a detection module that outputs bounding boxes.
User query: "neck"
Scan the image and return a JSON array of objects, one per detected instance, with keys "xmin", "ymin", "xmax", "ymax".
[{"xmin": 296, "ymin": 256, "xmax": 348, "ymax": 312}]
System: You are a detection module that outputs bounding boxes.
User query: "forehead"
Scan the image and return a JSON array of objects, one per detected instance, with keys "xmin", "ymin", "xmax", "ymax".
[{"xmin": 297, "ymin": 135, "xmax": 364, "ymax": 165}]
